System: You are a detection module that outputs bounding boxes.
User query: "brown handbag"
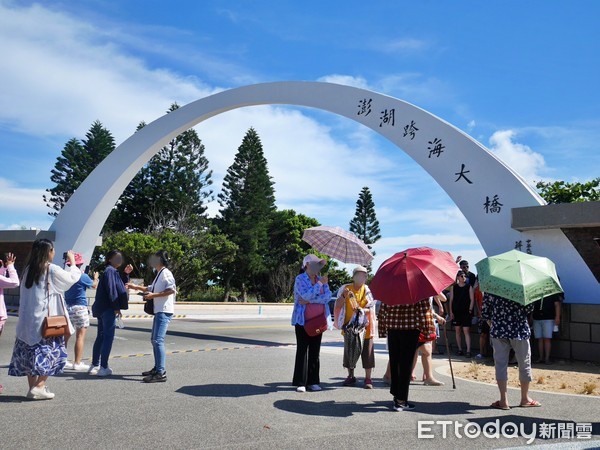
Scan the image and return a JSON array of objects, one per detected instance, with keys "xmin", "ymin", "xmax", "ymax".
[{"xmin": 41, "ymin": 266, "xmax": 70, "ymax": 339}]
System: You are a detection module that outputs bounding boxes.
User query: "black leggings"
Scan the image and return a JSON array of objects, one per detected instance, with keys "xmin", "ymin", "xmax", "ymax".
[
  {"xmin": 292, "ymin": 324, "xmax": 323, "ymax": 387},
  {"xmin": 387, "ymin": 329, "xmax": 420, "ymax": 401}
]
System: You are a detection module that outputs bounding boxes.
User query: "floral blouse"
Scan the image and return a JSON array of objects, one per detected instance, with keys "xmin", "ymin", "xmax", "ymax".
[{"xmin": 481, "ymin": 293, "xmax": 533, "ymax": 340}]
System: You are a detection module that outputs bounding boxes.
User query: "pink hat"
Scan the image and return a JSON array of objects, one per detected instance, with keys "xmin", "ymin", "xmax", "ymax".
[{"xmin": 67, "ymin": 252, "xmax": 85, "ymax": 266}]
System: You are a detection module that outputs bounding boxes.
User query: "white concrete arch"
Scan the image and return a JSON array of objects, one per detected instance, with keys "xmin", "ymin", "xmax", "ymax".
[{"xmin": 49, "ymin": 81, "xmax": 599, "ymax": 302}]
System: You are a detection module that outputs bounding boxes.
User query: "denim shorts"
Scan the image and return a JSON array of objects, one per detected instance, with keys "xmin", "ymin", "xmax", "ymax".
[
  {"xmin": 533, "ymin": 319, "xmax": 554, "ymax": 339},
  {"xmin": 67, "ymin": 305, "xmax": 90, "ymax": 329}
]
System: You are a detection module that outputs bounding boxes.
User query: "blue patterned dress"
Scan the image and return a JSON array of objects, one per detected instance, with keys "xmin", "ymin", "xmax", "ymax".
[{"xmin": 8, "ymin": 337, "xmax": 67, "ymax": 376}]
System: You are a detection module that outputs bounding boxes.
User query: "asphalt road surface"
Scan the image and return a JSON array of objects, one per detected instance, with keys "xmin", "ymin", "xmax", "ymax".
[{"xmin": 1, "ymin": 316, "xmax": 599, "ymax": 449}]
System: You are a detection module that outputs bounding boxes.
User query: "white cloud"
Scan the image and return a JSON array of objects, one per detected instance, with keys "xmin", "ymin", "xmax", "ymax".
[
  {"xmin": 317, "ymin": 74, "xmax": 371, "ymax": 90},
  {"xmin": 380, "ymin": 38, "xmax": 429, "ymax": 53},
  {"xmin": 488, "ymin": 130, "xmax": 547, "ymax": 184},
  {"xmin": 0, "ymin": 178, "xmax": 47, "ymax": 213},
  {"xmin": 0, "ymin": 2, "xmax": 216, "ymax": 142}
]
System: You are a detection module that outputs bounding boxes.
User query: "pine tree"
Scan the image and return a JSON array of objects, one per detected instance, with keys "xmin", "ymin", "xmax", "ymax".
[
  {"xmin": 44, "ymin": 121, "xmax": 115, "ymax": 216},
  {"xmin": 111, "ymin": 104, "xmax": 213, "ymax": 231},
  {"xmin": 349, "ymin": 186, "xmax": 382, "ymax": 256},
  {"xmin": 217, "ymin": 127, "xmax": 276, "ymax": 301}
]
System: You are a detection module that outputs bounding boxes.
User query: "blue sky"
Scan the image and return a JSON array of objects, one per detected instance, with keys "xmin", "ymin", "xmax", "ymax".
[{"xmin": 0, "ymin": 0, "xmax": 599, "ymax": 270}]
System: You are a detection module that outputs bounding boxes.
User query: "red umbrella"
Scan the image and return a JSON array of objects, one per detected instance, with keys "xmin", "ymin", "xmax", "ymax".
[{"xmin": 370, "ymin": 247, "xmax": 459, "ymax": 305}]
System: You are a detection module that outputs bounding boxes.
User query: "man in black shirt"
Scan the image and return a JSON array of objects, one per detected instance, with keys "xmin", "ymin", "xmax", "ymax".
[
  {"xmin": 458, "ymin": 260, "xmax": 477, "ymax": 287},
  {"xmin": 531, "ymin": 293, "xmax": 563, "ymax": 364}
]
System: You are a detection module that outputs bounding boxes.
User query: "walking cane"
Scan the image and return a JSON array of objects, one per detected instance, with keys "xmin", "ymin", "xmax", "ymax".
[{"xmin": 443, "ymin": 321, "xmax": 456, "ymax": 389}]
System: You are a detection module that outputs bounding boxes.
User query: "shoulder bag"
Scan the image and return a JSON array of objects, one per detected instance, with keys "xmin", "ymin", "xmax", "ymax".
[
  {"xmin": 304, "ymin": 303, "xmax": 327, "ymax": 337},
  {"xmin": 143, "ymin": 268, "xmax": 165, "ymax": 316},
  {"xmin": 42, "ymin": 266, "xmax": 71, "ymax": 338}
]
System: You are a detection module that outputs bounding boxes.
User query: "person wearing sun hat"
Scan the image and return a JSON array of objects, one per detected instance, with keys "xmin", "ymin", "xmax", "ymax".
[
  {"xmin": 64, "ymin": 252, "xmax": 99, "ymax": 371},
  {"xmin": 334, "ymin": 265, "xmax": 376, "ymax": 389},
  {"xmin": 291, "ymin": 254, "xmax": 331, "ymax": 393}
]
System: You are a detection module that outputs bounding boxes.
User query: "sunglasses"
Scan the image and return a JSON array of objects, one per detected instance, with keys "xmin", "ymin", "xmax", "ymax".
[{"xmin": 458, "ymin": 275, "xmax": 467, "ymax": 278}]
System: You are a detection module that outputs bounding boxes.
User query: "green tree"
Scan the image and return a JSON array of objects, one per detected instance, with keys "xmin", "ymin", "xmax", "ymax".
[
  {"xmin": 93, "ymin": 227, "xmax": 236, "ymax": 297},
  {"xmin": 44, "ymin": 121, "xmax": 115, "ymax": 216},
  {"xmin": 111, "ymin": 105, "xmax": 213, "ymax": 231},
  {"xmin": 217, "ymin": 128, "xmax": 276, "ymax": 301},
  {"xmin": 536, "ymin": 178, "xmax": 600, "ymax": 204},
  {"xmin": 257, "ymin": 210, "xmax": 320, "ymax": 302},
  {"xmin": 349, "ymin": 186, "xmax": 382, "ymax": 259}
]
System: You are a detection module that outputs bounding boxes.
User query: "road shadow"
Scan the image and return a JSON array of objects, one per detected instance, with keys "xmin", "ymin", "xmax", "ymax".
[
  {"xmin": 0, "ymin": 395, "xmax": 29, "ymax": 403},
  {"xmin": 57, "ymin": 372, "xmax": 143, "ymax": 383},
  {"xmin": 408, "ymin": 400, "xmax": 490, "ymax": 416},
  {"xmin": 273, "ymin": 399, "xmax": 391, "ymax": 417},
  {"xmin": 467, "ymin": 415, "xmax": 600, "ymax": 439},
  {"xmin": 123, "ymin": 325, "xmax": 286, "ymax": 348},
  {"xmin": 176, "ymin": 383, "xmax": 279, "ymax": 398}
]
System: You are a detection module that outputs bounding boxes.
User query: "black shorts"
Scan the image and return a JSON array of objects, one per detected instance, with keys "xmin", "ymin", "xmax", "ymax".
[
  {"xmin": 478, "ymin": 319, "xmax": 490, "ymax": 334},
  {"xmin": 452, "ymin": 311, "xmax": 472, "ymax": 328}
]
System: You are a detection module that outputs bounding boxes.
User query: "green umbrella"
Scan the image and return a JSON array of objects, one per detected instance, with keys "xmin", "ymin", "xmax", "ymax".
[{"xmin": 475, "ymin": 250, "xmax": 563, "ymax": 305}]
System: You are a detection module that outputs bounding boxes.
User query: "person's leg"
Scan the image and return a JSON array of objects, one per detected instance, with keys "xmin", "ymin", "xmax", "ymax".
[
  {"xmin": 511, "ymin": 339, "xmax": 535, "ymax": 405},
  {"xmin": 27, "ymin": 375, "xmax": 38, "ymax": 389},
  {"xmin": 544, "ymin": 339, "xmax": 552, "ymax": 363},
  {"xmin": 420, "ymin": 342, "xmax": 435, "ymax": 381},
  {"xmin": 152, "ymin": 313, "xmax": 172, "ymax": 374},
  {"xmin": 395, "ymin": 330, "xmax": 420, "ymax": 403},
  {"xmin": 74, "ymin": 327, "xmax": 87, "ymax": 365},
  {"xmin": 411, "ymin": 348, "xmax": 419, "ymax": 379},
  {"xmin": 387, "ymin": 331, "xmax": 401, "ymax": 398},
  {"xmin": 464, "ymin": 327, "xmax": 472, "ymax": 354},
  {"xmin": 455, "ymin": 326, "xmax": 462, "ymax": 353},
  {"xmin": 307, "ymin": 333, "xmax": 323, "ymax": 386},
  {"xmin": 31, "ymin": 375, "xmax": 49, "ymax": 389},
  {"xmin": 91, "ymin": 315, "xmax": 104, "ymax": 367},
  {"xmin": 384, "ymin": 361, "xmax": 390, "ymax": 380},
  {"xmin": 361, "ymin": 338, "xmax": 375, "ymax": 381},
  {"xmin": 100, "ymin": 309, "xmax": 116, "ymax": 369},
  {"xmin": 342, "ymin": 332, "xmax": 355, "ymax": 379},
  {"xmin": 491, "ymin": 338, "xmax": 511, "ymax": 408},
  {"xmin": 292, "ymin": 325, "xmax": 309, "ymax": 386}
]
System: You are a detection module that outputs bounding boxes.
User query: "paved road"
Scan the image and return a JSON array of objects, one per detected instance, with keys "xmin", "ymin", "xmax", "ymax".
[{"xmin": 1, "ymin": 316, "xmax": 599, "ymax": 449}]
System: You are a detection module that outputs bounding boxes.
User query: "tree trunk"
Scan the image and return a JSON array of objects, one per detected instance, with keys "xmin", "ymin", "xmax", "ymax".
[
  {"xmin": 241, "ymin": 283, "xmax": 248, "ymax": 303},
  {"xmin": 223, "ymin": 274, "xmax": 233, "ymax": 302}
]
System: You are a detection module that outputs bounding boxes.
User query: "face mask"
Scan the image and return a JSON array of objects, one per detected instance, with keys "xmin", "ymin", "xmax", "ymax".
[
  {"xmin": 306, "ymin": 262, "xmax": 322, "ymax": 275},
  {"xmin": 353, "ymin": 273, "xmax": 367, "ymax": 284}
]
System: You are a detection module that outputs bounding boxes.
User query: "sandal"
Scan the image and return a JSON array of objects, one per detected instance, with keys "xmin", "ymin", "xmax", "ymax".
[
  {"xmin": 520, "ymin": 400, "xmax": 541, "ymax": 408},
  {"xmin": 490, "ymin": 400, "xmax": 510, "ymax": 410}
]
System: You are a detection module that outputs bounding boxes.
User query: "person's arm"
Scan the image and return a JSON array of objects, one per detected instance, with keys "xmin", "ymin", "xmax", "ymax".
[
  {"xmin": 554, "ymin": 299, "xmax": 561, "ymax": 325},
  {"xmin": 145, "ymin": 271, "xmax": 176, "ymax": 299},
  {"xmin": 51, "ymin": 264, "xmax": 82, "ymax": 292},
  {"xmin": 377, "ymin": 303, "xmax": 388, "ymax": 337},
  {"xmin": 128, "ymin": 283, "xmax": 149, "ymax": 293},
  {"xmin": 363, "ymin": 287, "xmax": 375, "ymax": 309},
  {"xmin": 448, "ymin": 288, "xmax": 454, "ymax": 319},
  {"xmin": 334, "ymin": 285, "xmax": 347, "ymax": 309},
  {"xmin": 91, "ymin": 272, "xmax": 99, "ymax": 289},
  {"xmin": 294, "ymin": 275, "xmax": 326, "ymax": 303},
  {"xmin": 468, "ymin": 287, "xmax": 475, "ymax": 314},
  {"xmin": 0, "ymin": 255, "xmax": 19, "ymax": 289}
]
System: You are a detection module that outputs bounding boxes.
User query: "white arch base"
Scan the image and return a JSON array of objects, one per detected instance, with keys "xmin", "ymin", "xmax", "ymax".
[{"xmin": 49, "ymin": 81, "xmax": 599, "ymax": 304}]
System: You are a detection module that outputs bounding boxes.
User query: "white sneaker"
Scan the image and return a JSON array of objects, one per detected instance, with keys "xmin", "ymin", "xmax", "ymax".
[
  {"xmin": 96, "ymin": 367, "xmax": 113, "ymax": 377},
  {"xmin": 308, "ymin": 384, "xmax": 322, "ymax": 392},
  {"xmin": 296, "ymin": 386, "xmax": 306, "ymax": 393},
  {"xmin": 73, "ymin": 362, "xmax": 90, "ymax": 372},
  {"xmin": 88, "ymin": 365, "xmax": 100, "ymax": 375},
  {"xmin": 63, "ymin": 361, "xmax": 74, "ymax": 370},
  {"xmin": 27, "ymin": 386, "xmax": 55, "ymax": 400}
]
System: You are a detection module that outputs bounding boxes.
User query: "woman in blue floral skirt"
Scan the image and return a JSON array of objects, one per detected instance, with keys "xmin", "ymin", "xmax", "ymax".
[{"xmin": 8, "ymin": 239, "xmax": 81, "ymax": 400}]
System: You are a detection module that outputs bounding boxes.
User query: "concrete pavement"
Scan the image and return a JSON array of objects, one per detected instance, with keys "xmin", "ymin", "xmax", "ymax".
[{"xmin": 0, "ymin": 315, "xmax": 599, "ymax": 449}]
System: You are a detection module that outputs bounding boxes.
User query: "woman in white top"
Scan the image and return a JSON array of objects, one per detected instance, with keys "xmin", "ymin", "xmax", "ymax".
[
  {"xmin": 128, "ymin": 250, "xmax": 176, "ymax": 383},
  {"xmin": 8, "ymin": 239, "xmax": 81, "ymax": 400}
]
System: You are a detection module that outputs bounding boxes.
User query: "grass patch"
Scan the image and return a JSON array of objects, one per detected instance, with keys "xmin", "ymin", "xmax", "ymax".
[{"xmin": 581, "ymin": 382, "xmax": 597, "ymax": 395}]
